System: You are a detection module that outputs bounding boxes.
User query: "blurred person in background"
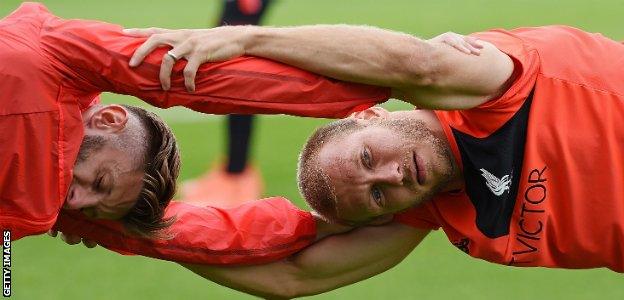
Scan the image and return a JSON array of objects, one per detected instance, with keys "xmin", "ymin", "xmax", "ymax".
[{"xmin": 182, "ymin": 0, "xmax": 273, "ymax": 207}]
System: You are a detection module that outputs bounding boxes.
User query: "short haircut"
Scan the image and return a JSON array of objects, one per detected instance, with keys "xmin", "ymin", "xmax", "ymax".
[
  {"xmin": 297, "ymin": 118, "xmax": 363, "ymax": 223},
  {"xmin": 120, "ymin": 105, "xmax": 180, "ymax": 238}
]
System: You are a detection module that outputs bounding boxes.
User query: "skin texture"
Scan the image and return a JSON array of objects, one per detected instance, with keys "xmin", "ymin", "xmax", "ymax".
[
  {"xmin": 318, "ymin": 108, "xmax": 463, "ymax": 224},
  {"xmin": 181, "ymin": 222, "xmax": 429, "ymax": 299},
  {"xmin": 64, "ymin": 105, "xmax": 144, "ymax": 220}
]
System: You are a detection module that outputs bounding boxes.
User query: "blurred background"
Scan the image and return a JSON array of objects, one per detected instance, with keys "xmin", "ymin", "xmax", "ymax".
[{"xmin": 2, "ymin": 0, "xmax": 624, "ymax": 299}]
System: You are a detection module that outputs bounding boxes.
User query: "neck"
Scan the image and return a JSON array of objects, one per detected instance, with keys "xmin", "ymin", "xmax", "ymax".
[{"xmin": 441, "ymin": 170, "xmax": 465, "ymax": 193}]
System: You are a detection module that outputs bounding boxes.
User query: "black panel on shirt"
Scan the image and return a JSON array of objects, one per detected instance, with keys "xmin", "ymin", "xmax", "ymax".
[{"xmin": 451, "ymin": 92, "xmax": 533, "ymax": 238}]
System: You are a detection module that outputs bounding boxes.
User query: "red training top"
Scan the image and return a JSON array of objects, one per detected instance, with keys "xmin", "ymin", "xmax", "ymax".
[
  {"xmin": 396, "ymin": 26, "xmax": 624, "ymax": 272},
  {"xmin": 0, "ymin": 3, "xmax": 390, "ymax": 264}
]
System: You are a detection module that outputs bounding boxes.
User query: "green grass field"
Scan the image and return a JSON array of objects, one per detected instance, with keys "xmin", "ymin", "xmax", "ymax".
[{"xmin": 2, "ymin": 0, "xmax": 624, "ymax": 299}]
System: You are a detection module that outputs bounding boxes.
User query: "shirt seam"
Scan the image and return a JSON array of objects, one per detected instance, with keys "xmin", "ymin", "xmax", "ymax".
[{"xmin": 538, "ymin": 73, "xmax": 624, "ymax": 98}]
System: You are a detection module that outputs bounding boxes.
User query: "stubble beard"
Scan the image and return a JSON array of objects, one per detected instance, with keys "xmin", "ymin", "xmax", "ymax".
[{"xmin": 375, "ymin": 118, "xmax": 458, "ymax": 206}]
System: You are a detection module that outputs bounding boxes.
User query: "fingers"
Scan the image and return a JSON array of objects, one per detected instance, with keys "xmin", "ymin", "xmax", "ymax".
[
  {"xmin": 122, "ymin": 27, "xmax": 170, "ymax": 37},
  {"xmin": 49, "ymin": 230, "xmax": 97, "ymax": 248},
  {"xmin": 465, "ymin": 36, "xmax": 484, "ymax": 48},
  {"xmin": 82, "ymin": 239, "xmax": 98, "ymax": 249},
  {"xmin": 159, "ymin": 52, "xmax": 176, "ymax": 90},
  {"xmin": 183, "ymin": 57, "xmax": 202, "ymax": 92},
  {"xmin": 60, "ymin": 233, "xmax": 82, "ymax": 245},
  {"xmin": 159, "ymin": 41, "xmax": 194, "ymax": 91},
  {"xmin": 130, "ymin": 34, "xmax": 174, "ymax": 67},
  {"xmin": 448, "ymin": 37, "xmax": 482, "ymax": 55},
  {"xmin": 455, "ymin": 41, "xmax": 473, "ymax": 55},
  {"xmin": 433, "ymin": 32, "xmax": 483, "ymax": 56},
  {"xmin": 464, "ymin": 36, "xmax": 484, "ymax": 55}
]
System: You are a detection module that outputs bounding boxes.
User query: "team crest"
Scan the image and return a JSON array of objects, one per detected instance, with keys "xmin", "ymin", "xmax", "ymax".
[{"xmin": 479, "ymin": 168, "xmax": 512, "ymax": 196}]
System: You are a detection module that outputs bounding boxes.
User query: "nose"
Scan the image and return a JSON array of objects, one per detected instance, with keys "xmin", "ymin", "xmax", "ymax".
[
  {"xmin": 64, "ymin": 184, "xmax": 99, "ymax": 210},
  {"xmin": 373, "ymin": 161, "xmax": 403, "ymax": 185}
]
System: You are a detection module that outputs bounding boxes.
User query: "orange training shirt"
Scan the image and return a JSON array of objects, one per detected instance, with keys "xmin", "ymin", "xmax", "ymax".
[{"xmin": 397, "ymin": 26, "xmax": 624, "ymax": 272}]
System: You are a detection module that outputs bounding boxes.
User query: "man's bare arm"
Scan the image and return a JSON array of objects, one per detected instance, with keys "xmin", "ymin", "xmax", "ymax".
[
  {"xmin": 181, "ymin": 222, "xmax": 429, "ymax": 299},
  {"xmin": 243, "ymin": 26, "xmax": 513, "ymax": 109},
  {"xmin": 126, "ymin": 26, "xmax": 513, "ymax": 109}
]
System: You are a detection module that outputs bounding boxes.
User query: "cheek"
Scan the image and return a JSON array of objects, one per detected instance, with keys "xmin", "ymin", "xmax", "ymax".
[
  {"xmin": 386, "ymin": 187, "xmax": 418, "ymax": 211},
  {"xmin": 81, "ymin": 207, "xmax": 97, "ymax": 219},
  {"xmin": 71, "ymin": 160, "xmax": 96, "ymax": 180}
]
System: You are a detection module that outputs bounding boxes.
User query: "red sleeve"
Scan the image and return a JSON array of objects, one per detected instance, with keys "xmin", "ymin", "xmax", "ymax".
[
  {"xmin": 39, "ymin": 15, "xmax": 390, "ymax": 118},
  {"xmin": 53, "ymin": 197, "xmax": 316, "ymax": 265}
]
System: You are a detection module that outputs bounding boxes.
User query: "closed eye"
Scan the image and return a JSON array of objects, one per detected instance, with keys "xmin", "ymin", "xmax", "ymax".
[{"xmin": 93, "ymin": 176, "xmax": 104, "ymax": 192}]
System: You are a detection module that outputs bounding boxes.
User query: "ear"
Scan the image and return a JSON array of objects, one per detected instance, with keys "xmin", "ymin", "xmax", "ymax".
[
  {"xmin": 349, "ymin": 106, "xmax": 390, "ymax": 120},
  {"xmin": 85, "ymin": 105, "xmax": 129, "ymax": 133}
]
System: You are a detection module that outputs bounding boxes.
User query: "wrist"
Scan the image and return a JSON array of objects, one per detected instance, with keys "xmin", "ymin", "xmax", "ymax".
[{"xmin": 240, "ymin": 25, "xmax": 265, "ymax": 56}]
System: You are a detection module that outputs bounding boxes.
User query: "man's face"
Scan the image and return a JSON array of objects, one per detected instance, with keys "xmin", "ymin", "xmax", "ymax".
[
  {"xmin": 318, "ymin": 109, "xmax": 457, "ymax": 224},
  {"xmin": 63, "ymin": 105, "xmax": 144, "ymax": 220}
]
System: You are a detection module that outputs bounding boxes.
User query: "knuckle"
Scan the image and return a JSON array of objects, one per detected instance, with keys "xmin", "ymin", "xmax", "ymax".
[
  {"xmin": 188, "ymin": 37, "xmax": 200, "ymax": 47},
  {"xmin": 183, "ymin": 68, "xmax": 195, "ymax": 77},
  {"xmin": 162, "ymin": 54, "xmax": 173, "ymax": 63},
  {"xmin": 144, "ymin": 37, "xmax": 157, "ymax": 47},
  {"xmin": 148, "ymin": 34, "xmax": 164, "ymax": 43}
]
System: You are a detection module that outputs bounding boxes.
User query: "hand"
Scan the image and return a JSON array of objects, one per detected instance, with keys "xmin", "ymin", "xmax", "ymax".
[
  {"xmin": 429, "ymin": 31, "xmax": 483, "ymax": 55},
  {"xmin": 123, "ymin": 26, "xmax": 251, "ymax": 91},
  {"xmin": 47, "ymin": 229, "xmax": 98, "ymax": 248}
]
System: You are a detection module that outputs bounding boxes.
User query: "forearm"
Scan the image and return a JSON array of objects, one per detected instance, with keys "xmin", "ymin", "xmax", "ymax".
[
  {"xmin": 243, "ymin": 25, "xmax": 434, "ymax": 91},
  {"xmin": 239, "ymin": 25, "xmax": 514, "ymax": 109},
  {"xmin": 183, "ymin": 223, "xmax": 428, "ymax": 298},
  {"xmin": 183, "ymin": 257, "xmax": 407, "ymax": 299}
]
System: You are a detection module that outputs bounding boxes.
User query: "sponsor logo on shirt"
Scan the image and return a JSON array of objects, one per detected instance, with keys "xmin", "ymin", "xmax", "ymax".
[{"xmin": 508, "ymin": 166, "xmax": 547, "ymax": 266}]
